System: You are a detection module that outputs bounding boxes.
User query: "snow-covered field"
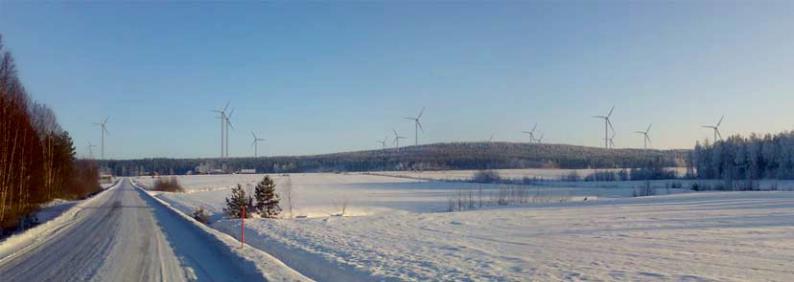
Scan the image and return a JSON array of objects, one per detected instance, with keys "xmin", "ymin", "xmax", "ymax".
[
  {"xmin": 136, "ymin": 173, "xmax": 794, "ymax": 281},
  {"xmin": 135, "ymin": 173, "xmax": 694, "ymax": 219},
  {"xmin": 370, "ymin": 167, "xmax": 690, "ymax": 181}
]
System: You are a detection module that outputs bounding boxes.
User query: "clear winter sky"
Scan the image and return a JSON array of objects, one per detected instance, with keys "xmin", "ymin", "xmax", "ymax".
[{"xmin": 1, "ymin": 2, "xmax": 792, "ymax": 159}]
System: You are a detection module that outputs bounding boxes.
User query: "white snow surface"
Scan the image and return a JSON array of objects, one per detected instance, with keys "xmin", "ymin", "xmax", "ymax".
[
  {"xmin": 0, "ymin": 178, "xmax": 307, "ymax": 281},
  {"xmin": 370, "ymin": 167, "xmax": 689, "ymax": 181},
  {"xmin": 139, "ymin": 173, "xmax": 794, "ymax": 281}
]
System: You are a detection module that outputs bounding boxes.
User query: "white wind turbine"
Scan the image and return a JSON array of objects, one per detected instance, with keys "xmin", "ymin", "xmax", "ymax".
[
  {"xmin": 521, "ymin": 123, "xmax": 538, "ymax": 143},
  {"xmin": 251, "ymin": 131, "xmax": 265, "ymax": 157},
  {"xmin": 404, "ymin": 107, "xmax": 425, "ymax": 146},
  {"xmin": 702, "ymin": 115, "xmax": 724, "ymax": 142},
  {"xmin": 593, "ymin": 106, "xmax": 615, "ymax": 149},
  {"xmin": 377, "ymin": 136, "xmax": 388, "ymax": 150},
  {"xmin": 608, "ymin": 130, "xmax": 616, "ymax": 149},
  {"xmin": 212, "ymin": 102, "xmax": 231, "ymax": 158},
  {"xmin": 93, "ymin": 117, "xmax": 110, "ymax": 159},
  {"xmin": 393, "ymin": 129, "xmax": 406, "ymax": 150},
  {"xmin": 87, "ymin": 142, "xmax": 97, "ymax": 159},
  {"xmin": 634, "ymin": 123, "xmax": 652, "ymax": 149},
  {"xmin": 224, "ymin": 109, "xmax": 235, "ymax": 157}
]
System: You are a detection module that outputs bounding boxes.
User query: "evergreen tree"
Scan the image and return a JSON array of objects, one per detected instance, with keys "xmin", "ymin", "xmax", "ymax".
[
  {"xmin": 224, "ymin": 184, "xmax": 251, "ymax": 218},
  {"xmin": 254, "ymin": 176, "xmax": 281, "ymax": 218}
]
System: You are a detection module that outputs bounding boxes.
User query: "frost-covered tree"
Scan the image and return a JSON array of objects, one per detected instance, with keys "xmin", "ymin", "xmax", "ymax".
[
  {"xmin": 691, "ymin": 130, "xmax": 794, "ymax": 183},
  {"xmin": 254, "ymin": 176, "xmax": 281, "ymax": 218}
]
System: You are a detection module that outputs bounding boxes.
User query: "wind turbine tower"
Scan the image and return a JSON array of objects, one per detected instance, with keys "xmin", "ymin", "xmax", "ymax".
[
  {"xmin": 251, "ymin": 131, "xmax": 265, "ymax": 157},
  {"xmin": 213, "ymin": 102, "xmax": 231, "ymax": 159},
  {"xmin": 377, "ymin": 137, "xmax": 388, "ymax": 150},
  {"xmin": 224, "ymin": 109, "xmax": 235, "ymax": 157},
  {"xmin": 393, "ymin": 129, "xmax": 406, "ymax": 150},
  {"xmin": 702, "ymin": 115, "xmax": 724, "ymax": 142},
  {"xmin": 404, "ymin": 107, "xmax": 425, "ymax": 146},
  {"xmin": 593, "ymin": 106, "xmax": 615, "ymax": 149},
  {"xmin": 93, "ymin": 117, "xmax": 110, "ymax": 159},
  {"xmin": 634, "ymin": 124, "xmax": 652, "ymax": 149},
  {"xmin": 87, "ymin": 142, "xmax": 97, "ymax": 159},
  {"xmin": 521, "ymin": 123, "xmax": 538, "ymax": 143}
]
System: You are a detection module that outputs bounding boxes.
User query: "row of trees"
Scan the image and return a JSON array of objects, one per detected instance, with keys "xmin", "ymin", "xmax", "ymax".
[
  {"xmin": 224, "ymin": 176, "xmax": 281, "ymax": 219},
  {"xmin": 100, "ymin": 142, "xmax": 688, "ymax": 176},
  {"xmin": 692, "ymin": 131, "xmax": 794, "ymax": 181},
  {"xmin": 0, "ymin": 35, "xmax": 101, "ymax": 233}
]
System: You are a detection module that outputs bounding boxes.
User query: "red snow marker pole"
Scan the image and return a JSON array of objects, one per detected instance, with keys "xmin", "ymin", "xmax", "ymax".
[{"xmin": 241, "ymin": 206, "xmax": 246, "ymax": 248}]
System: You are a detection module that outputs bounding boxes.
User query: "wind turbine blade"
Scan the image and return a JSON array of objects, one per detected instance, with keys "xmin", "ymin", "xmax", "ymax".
[
  {"xmin": 716, "ymin": 129, "xmax": 722, "ymax": 139},
  {"xmin": 532, "ymin": 123, "xmax": 537, "ymax": 132},
  {"xmin": 646, "ymin": 135, "xmax": 652, "ymax": 143},
  {"xmin": 104, "ymin": 128, "xmax": 110, "ymax": 135},
  {"xmin": 593, "ymin": 115, "xmax": 606, "ymax": 119},
  {"xmin": 417, "ymin": 107, "xmax": 425, "ymax": 119},
  {"xmin": 223, "ymin": 101, "xmax": 230, "ymax": 112},
  {"xmin": 227, "ymin": 109, "xmax": 235, "ymax": 119},
  {"xmin": 404, "ymin": 117, "xmax": 415, "ymax": 120},
  {"xmin": 251, "ymin": 131, "xmax": 256, "ymax": 138},
  {"xmin": 607, "ymin": 119, "xmax": 614, "ymax": 131},
  {"xmin": 607, "ymin": 106, "xmax": 614, "ymax": 118},
  {"xmin": 103, "ymin": 116, "xmax": 110, "ymax": 124},
  {"xmin": 646, "ymin": 123, "xmax": 652, "ymax": 133},
  {"xmin": 717, "ymin": 115, "xmax": 724, "ymax": 127},
  {"xmin": 634, "ymin": 131, "xmax": 644, "ymax": 134},
  {"xmin": 417, "ymin": 121, "xmax": 424, "ymax": 132},
  {"xmin": 393, "ymin": 129, "xmax": 398, "ymax": 136}
]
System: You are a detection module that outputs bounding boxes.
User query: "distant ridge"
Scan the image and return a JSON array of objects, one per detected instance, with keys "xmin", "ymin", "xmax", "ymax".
[{"xmin": 99, "ymin": 142, "xmax": 689, "ymax": 176}]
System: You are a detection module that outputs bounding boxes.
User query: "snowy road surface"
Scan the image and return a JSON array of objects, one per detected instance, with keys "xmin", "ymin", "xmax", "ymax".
[{"xmin": 0, "ymin": 178, "xmax": 266, "ymax": 281}]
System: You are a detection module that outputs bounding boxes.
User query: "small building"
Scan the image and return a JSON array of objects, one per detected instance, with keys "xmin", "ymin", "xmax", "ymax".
[{"xmin": 239, "ymin": 169, "xmax": 257, "ymax": 174}]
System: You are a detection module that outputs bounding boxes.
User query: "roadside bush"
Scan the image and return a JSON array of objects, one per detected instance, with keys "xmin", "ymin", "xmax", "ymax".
[
  {"xmin": 152, "ymin": 176, "xmax": 184, "ymax": 192},
  {"xmin": 192, "ymin": 207, "xmax": 210, "ymax": 224}
]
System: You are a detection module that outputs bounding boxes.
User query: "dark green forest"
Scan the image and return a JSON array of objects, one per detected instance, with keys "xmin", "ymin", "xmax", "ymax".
[{"xmin": 100, "ymin": 142, "xmax": 689, "ymax": 176}]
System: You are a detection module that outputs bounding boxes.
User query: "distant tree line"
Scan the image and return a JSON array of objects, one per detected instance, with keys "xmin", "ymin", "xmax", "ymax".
[
  {"xmin": 692, "ymin": 131, "xmax": 794, "ymax": 181},
  {"xmin": 0, "ymin": 35, "xmax": 101, "ymax": 234},
  {"xmin": 100, "ymin": 142, "xmax": 688, "ymax": 176}
]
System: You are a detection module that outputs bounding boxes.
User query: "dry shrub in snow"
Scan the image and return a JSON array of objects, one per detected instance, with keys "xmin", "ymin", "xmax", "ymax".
[
  {"xmin": 192, "ymin": 207, "xmax": 210, "ymax": 224},
  {"xmin": 152, "ymin": 177, "xmax": 185, "ymax": 193},
  {"xmin": 332, "ymin": 199, "xmax": 349, "ymax": 216},
  {"xmin": 448, "ymin": 185, "xmax": 570, "ymax": 212}
]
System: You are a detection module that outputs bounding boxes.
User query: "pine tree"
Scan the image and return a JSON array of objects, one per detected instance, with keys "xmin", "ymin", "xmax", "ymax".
[
  {"xmin": 224, "ymin": 184, "xmax": 250, "ymax": 218},
  {"xmin": 254, "ymin": 176, "xmax": 281, "ymax": 218}
]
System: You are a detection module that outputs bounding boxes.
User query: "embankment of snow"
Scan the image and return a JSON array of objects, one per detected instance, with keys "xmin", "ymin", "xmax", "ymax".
[
  {"xmin": 130, "ymin": 179, "xmax": 311, "ymax": 282},
  {"xmin": 0, "ymin": 181, "xmax": 121, "ymax": 262}
]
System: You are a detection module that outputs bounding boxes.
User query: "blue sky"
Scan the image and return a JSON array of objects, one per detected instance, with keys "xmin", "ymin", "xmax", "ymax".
[{"xmin": 1, "ymin": 2, "xmax": 792, "ymax": 159}]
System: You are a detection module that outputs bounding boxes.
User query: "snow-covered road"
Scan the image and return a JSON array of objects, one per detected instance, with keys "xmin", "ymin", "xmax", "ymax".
[{"xmin": 0, "ymin": 178, "xmax": 266, "ymax": 281}]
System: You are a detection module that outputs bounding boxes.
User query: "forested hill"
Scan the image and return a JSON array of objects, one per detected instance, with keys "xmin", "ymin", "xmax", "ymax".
[{"xmin": 100, "ymin": 142, "xmax": 690, "ymax": 176}]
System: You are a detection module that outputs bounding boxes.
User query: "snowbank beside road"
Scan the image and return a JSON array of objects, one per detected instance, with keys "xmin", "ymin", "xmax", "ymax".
[
  {"xmin": 131, "ymin": 179, "xmax": 311, "ymax": 282},
  {"xmin": 0, "ymin": 181, "xmax": 120, "ymax": 262}
]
